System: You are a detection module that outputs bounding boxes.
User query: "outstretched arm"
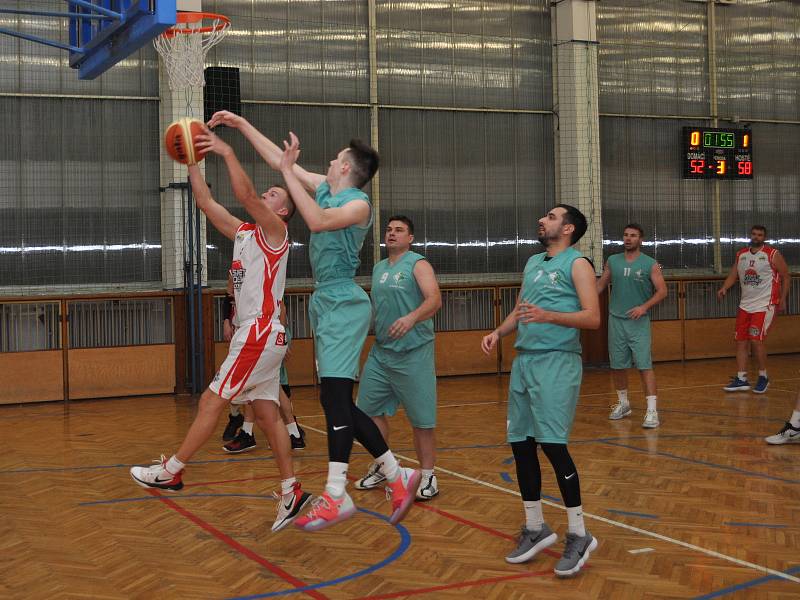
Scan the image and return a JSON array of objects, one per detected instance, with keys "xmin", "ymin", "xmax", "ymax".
[
  {"xmin": 207, "ymin": 111, "xmax": 325, "ymax": 194},
  {"xmin": 280, "ymin": 132, "xmax": 370, "ymax": 233},
  {"xmin": 195, "ymin": 129, "xmax": 287, "ymax": 248},
  {"xmin": 187, "ymin": 165, "xmax": 242, "ymax": 241}
]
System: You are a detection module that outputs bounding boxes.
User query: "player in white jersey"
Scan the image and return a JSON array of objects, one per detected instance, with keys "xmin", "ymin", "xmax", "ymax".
[
  {"xmin": 130, "ymin": 127, "xmax": 313, "ymax": 532},
  {"xmin": 717, "ymin": 225, "xmax": 789, "ymax": 394}
]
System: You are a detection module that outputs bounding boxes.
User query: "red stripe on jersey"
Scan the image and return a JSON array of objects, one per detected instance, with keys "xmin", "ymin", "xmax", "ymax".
[
  {"xmin": 237, "ymin": 223, "xmax": 257, "ymax": 233},
  {"xmin": 254, "ymin": 226, "xmax": 289, "ymax": 257},
  {"xmin": 219, "ymin": 320, "xmax": 273, "ymax": 401}
]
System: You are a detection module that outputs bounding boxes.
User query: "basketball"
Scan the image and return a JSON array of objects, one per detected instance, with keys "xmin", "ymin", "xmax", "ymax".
[{"xmin": 164, "ymin": 117, "xmax": 208, "ymax": 165}]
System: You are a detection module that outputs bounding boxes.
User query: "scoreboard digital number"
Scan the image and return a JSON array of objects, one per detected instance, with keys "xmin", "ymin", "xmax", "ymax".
[{"xmin": 683, "ymin": 127, "xmax": 753, "ymax": 179}]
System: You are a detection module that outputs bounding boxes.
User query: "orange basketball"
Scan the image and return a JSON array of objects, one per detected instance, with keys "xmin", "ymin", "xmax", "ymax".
[{"xmin": 164, "ymin": 117, "xmax": 208, "ymax": 165}]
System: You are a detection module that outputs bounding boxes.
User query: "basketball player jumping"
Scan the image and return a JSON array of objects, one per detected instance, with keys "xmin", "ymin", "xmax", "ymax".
[
  {"xmin": 130, "ymin": 128, "xmax": 312, "ymax": 532},
  {"xmin": 207, "ymin": 110, "xmax": 420, "ymax": 531}
]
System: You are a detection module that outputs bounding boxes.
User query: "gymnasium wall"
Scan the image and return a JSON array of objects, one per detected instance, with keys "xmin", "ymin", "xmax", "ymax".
[{"xmin": 1, "ymin": 1, "xmax": 799, "ymax": 293}]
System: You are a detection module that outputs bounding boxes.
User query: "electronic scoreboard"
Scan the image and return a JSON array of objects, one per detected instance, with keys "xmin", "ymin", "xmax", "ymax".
[{"xmin": 682, "ymin": 127, "xmax": 753, "ymax": 179}]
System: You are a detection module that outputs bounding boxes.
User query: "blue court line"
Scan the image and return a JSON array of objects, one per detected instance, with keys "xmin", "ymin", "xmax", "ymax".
[
  {"xmin": 607, "ymin": 509, "xmax": 659, "ymax": 520},
  {"xmin": 541, "ymin": 494, "xmax": 561, "ymax": 503},
  {"xmin": 723, "ymin": 522, "xmax": 788, "ymax": 529},
  {"xmin": 500, "ymin": 472, "xmax": 514, "ymax": 483},
  {"xmin": 79, "ymin": 494, "xmax": 411, "ymax": 599},
  {"xmin": 693, "ymin": 565, "xmax": 800, "ymax": 599},
  {"xmin": 601, "ymin": 440, "xmax": 800, "ymax": 485},
  {"xmin": 227, "ymin": 508, "xmax": 411, "ymax": 600}
]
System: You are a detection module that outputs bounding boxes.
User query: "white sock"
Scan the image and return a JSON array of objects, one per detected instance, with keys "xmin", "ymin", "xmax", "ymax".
[
  {"xmin": 737, "ymin": 371, "xmax": 748, "ymax": 381},
  {"xmin": 286, "ymin": 421, "xmax": 300, "ymax": 437},
  {"xmin": 376, "ymin": 450, "xmax": 400, "ymax": 482},
  {"xmin": 166, "ymin": 455, "xmax": 185, "ymax": 474},
  {"xmin": 646, "ymin": 396, "xmax": 657, "ymax": 411},
  {"xmin": 421, "ymin": 468, "xmax": 434, "ymax": 479},
  {"xmin": 325, "ymin": 462, "xmax": 348, "ymax": 497},
  {"xmin": 616, "ymin": 389, "xmax": 629, "ymax": 405},
  {"xmin": 281, "ymin": 477, "xmax": 296, "ymax": 496},
  {"xmin": 242, "ymin": 421, "xmax": 254, "ymax": 435},
  {"xmin": 759, "ymin": 370, "xmax": 767, "ymax": 378},
  {"xmin": 567, "ymin": 505, "xmax": 586, "ymax": 537},
  {"xmin": 523, "ymin": 500, "xmax": 544, "ymax": 531},
  {"xmin": 229, "ymin": 405, "xmax": 240, "ymax": 417},
  {"xmin": 790, "ymin": 410, "xmax": 800, "ymax": 428}
]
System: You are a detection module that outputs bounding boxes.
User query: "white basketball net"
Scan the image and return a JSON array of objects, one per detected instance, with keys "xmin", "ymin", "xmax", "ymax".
[{"xmin": 154, "ymin": 15, "xmax": 230, "ymax": 91}]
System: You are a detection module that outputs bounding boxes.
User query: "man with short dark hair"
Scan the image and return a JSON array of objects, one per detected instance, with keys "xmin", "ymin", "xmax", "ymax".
[
  {"xmin": 717, "ymin": 225, "xmax": 790, "ymax": 393},
  {"xmin": 355, "ymin": 216, "xmax": 442, "ymax": 499},
  {"xmin": 596, "ymin": 223, "xmax": 668, "ymax": 428},
  {"xmin": 207, "ymin": 111, "xmax": 420, "ymax": 532},
  {"xmin": 482, "ymin": 204, "xmax": 600, "ymax": 577}
]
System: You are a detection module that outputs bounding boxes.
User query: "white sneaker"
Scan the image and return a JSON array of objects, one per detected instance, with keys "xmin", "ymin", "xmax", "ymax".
[
  {"xmin": 609, "ymin": 402, "xmax": 631, "ymax": 420},
  {"xmin": 765, "ymin": 422, "xmax": 800, "ymax": 445},
  {"xmin": 271, "ymin": 482, "xmax": 313, "ymax": 532},
  {"xmin": 130, "ymin": 455, "xmax": 184, "ymax": 491},
  {"xmin": 642, "ymin": 409, "xmax": 660, "ymax": 429},
  {"xmin": 416, "ymin": 473, "xmax": 439, "ymax": 500},
  {"xmin": 354, "ymin": 461, "xmax": 387, "ymax": 490}
]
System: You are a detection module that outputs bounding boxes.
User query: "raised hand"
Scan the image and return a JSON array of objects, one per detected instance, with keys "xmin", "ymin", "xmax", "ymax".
[
  {"xmin": 194, "ymin": 125, "xmax": 232, "ymax": 157},
  {"xmin": 280, "ymin": 132, "xmax": 301, "ymax": 172},
  {"xmin": 207, "ymin": 110, "xmax": 243, "ymax": 129}
]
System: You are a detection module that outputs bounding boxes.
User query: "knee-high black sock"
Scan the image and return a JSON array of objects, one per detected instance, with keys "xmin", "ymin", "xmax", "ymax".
[
  {"xmin": 540, "ymin": 443, "xmax": 581, "ymax": 507},
  {"xmin": 510, "ymin": 437, "xmax": 542, "ymax": 501},
  {"xmin": 319, "ymin": 377, "xmax": 355, "ymax": 463},
  {"xmin": 351, "ymin": 404, "xmax": 390, "ymax": 458}
]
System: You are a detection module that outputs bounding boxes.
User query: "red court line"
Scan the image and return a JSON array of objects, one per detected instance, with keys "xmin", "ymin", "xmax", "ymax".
[
  {"xmin": 354, "ymin": 570, "xmax": 552, "ymax": 600},
  {"xmin": 147, "ymin": 489, "xmax": 330, "ymax": 600},
  {"xmin": 184, "ymin": 470, "xmax": 329, "ymax": 489},
  {"xmin": 413, "ymin": 502, "xmax": 561, "ymax": 559}
]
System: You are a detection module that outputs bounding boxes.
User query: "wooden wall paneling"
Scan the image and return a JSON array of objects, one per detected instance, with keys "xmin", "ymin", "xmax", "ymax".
[
  {"xmin": 652, "ymin": 320, "xmax": 684, "ymax": 362},
  {"xmin": 0, "ymin": 351, "xmax": 64, "ymax": 404},
  {"xmin": 684, "ymin": 319, "xmax": 737, "ymax": 359},
  {"xmin": 283, "ymin": 338, "xmax": 317, "ymax": 386},
  {"xmin": 68, "ymin": 345, "xmax": 176, "ymax": 399},
  {"xmin": 435, "ymin": 331, "xmax": 497, "ymax": 376}
]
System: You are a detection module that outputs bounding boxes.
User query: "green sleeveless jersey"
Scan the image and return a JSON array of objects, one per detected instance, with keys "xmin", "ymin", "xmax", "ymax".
[
  {"xmin": 309, "ymin": 182, "xmax": 372, "ymax": 284},
  {"xmin": 608, "ymin": 252, "xmax": 657, "ymax": 318},
  {"xmin": 515, "ymin": 247, "xmax": 584, "ymax": 354},
  {"xmin": 371, "ymin": 251, "xmax": 434, "ymax": 352}
]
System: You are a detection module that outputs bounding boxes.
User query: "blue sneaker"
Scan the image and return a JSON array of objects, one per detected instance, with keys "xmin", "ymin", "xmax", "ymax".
[
  {"xmin": 723, "ymin": 376, "xmax": 750, "ymax": 392},
  {"xmin": 752, "ymin": 376, "xmax": 769, "ymax": 394}
]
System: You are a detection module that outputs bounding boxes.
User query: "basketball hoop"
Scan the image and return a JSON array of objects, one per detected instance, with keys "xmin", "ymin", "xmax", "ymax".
[{"xmin": 154, "ymin": 11, "xmax": 230, "ymax": 90}]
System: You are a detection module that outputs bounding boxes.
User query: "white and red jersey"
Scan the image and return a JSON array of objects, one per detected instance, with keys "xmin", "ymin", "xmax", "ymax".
[
  {"xmin": 230, "ymin": 222, "xmax": 289, "ymax": 328},
  {"xmin": 736, "ymin": 245, "xmax": 781, "ymax": 312}
]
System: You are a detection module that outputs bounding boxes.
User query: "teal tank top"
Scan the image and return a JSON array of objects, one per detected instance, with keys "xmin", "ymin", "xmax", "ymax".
[
  {"xmin": 309, "ymin": 182, "xmax": 372, "ymax": 284},
  {"xmin": 608, "ymin": 252, "xmax": 657, "ymax": 318},
  {"xmin": 515, "ymin": 247, "xmax": 584, "ymax": 354},
  {"xmin": 371, "ymin": 251, "xmax": 435, "ymax": 352}
]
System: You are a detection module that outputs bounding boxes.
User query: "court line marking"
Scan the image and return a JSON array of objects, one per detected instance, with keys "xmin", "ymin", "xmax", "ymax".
[
  {"xmin": 628, "ymin": 548, "xmax": 654, "ymax": 555},
  {"xmin": 301, "ymin": 423, "xmax": 800, "ymax": 585},
  {"xmin": 693, "ymin": 565, "xmax": 800, "ymax": 599}
]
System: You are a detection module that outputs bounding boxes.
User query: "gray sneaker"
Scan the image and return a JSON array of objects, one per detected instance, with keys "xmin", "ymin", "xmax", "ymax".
[
  {"xmin": 609, "ymin": 402, "xmax": 631, "ymax": 420},
  {"xmin": 505, "ymin": 523, "xmax": 558, "ymax": 564},
  {"xmin": 554, "ymin": 532, "xmax": 598, "ymax": 577},
  {"xmin": 354, "ymin": 462, "xmax": 387, "ymax": 490}
]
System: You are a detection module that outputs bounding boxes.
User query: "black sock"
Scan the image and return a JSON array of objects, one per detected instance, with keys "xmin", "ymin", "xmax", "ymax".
[
  {"xmin": 319, "ymin": 377, "xmax": 355, "ymax": 463},
  {"xmin": 511, "ymin": 437, "xmax": 542, "ymax": 501},
  {"xmin": 540, "ymin": 442, "xmax": 581, "ymax": 507}
]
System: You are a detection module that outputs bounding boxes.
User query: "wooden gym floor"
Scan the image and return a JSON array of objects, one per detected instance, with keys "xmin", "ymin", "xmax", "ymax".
[{"xmin": 1, "ymin": 355, "xmax": 799, "ymax": 599}]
